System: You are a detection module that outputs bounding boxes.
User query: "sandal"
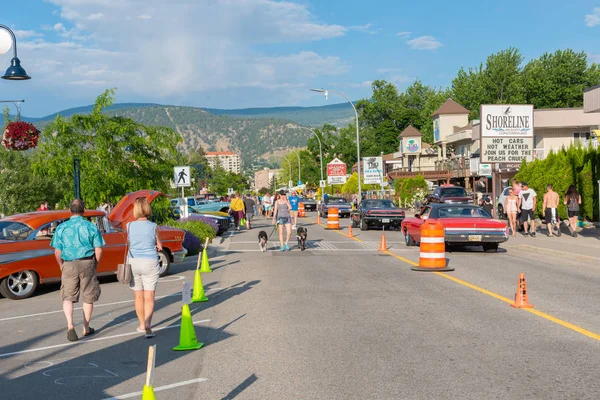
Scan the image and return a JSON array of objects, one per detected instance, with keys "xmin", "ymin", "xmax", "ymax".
[
  {"xmin": 145, "ymin": 328, "xmax": 155, "ymax": 338},
  {"xmin": 83, "ymin": 327, "xmax": 95, "ymax": 337},
  {"xmin": 67, "ymin": 329, "xmax": 78, "ymax": 342}
]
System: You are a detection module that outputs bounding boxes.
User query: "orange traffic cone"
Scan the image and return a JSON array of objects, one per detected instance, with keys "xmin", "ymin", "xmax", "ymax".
[
  {"xmin": 378, "ymin": 232, "xmax": 387, "ymax": 252},
  {"xmin": 510, "ymin": 273, "xmax": 533, "ymax": 308},
  {"xmin": 347, "ymin": 224, "xmax": 353, "ymax": 238}
]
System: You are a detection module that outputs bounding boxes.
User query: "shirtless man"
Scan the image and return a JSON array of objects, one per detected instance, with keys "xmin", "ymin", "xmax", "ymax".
[{"xmin": 542, "ymin": 184, "xmax": 561, "ymax": 237}]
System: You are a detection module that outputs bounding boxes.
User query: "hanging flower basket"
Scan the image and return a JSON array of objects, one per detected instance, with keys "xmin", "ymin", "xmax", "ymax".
[{"xmin": 2, "ymin": 121, "xmax": 40, "ymax": 151}]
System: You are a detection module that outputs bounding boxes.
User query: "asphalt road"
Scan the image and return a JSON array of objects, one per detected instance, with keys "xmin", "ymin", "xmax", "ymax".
[{"xmin": 1, "ymin": 212, "xmax": 600, "ymax": 399}]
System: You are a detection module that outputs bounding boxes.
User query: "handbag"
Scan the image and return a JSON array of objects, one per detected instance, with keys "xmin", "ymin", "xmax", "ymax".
[
  {"xmin": 116, "ymin": 223, "xmax": 133, "ymax": 284},
  {"xmin": 240, "ymin": 217, "xmax": 246, "ymax": 227}
]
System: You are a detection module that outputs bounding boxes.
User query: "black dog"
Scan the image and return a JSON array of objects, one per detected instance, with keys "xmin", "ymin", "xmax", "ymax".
[
  {"xmin": 258, "ymin": 230, "xmax": 268, "ymax": 252},
  {"xmin": 296, "ymin": 227, "xmax": 308, "ymax": 251}
]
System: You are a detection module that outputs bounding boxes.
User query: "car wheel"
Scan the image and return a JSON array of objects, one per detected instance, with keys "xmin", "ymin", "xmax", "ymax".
[
  {"xmin": 360, "ymin": 219, "xmax": 368, "ymax": 231},
  {"xmin": 0, "ymin": 270, "xmax": 39, "ymax": 300},
  {"xmin": 158, "ymin": 250, "xmax": 171, "ymax": 276},
  {"xmin": 483, "ymin": 243, "xmax": 498, "ymax": 253},
  {"xmin": 404, "ymin": 230, "xmax": 415, "ymax": 246}
]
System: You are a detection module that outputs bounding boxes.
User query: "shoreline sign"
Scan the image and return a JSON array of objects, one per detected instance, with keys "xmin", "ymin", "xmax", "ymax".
[
  {"xmin": 480, "ymin": 105, "xmax": 534, "ymax": 164},
  {"xmin": 327, "ymin": 158, "xmax": 347, "ymax": 185}
]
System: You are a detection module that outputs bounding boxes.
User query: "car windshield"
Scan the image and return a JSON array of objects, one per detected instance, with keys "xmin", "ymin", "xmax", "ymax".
[
  {"xmin": 0, "ymin": 221, "xmax": 34, "ymax": 241},
  {"xmin": 363, "ymin": 200, "xmax": 395, "ymax": 209},
  {"xmin": 441, "ymin": 188, "xmax": 468, "ymax": 197},
  {"xmin": 329, "ymin": 198, "xmax": 347, "ymax": 204},
  {"xmin": 437, "ymin": 207, "xmax": 491, "ymax": 218}
]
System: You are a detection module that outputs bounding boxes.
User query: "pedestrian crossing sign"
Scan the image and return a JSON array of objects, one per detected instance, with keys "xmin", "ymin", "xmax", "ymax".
[{"xmin": 174, "ymin": 166, "xmax": 191, "ymax": 187}]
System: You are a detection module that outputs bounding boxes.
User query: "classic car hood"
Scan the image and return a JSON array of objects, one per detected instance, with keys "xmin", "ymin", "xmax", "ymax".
[
  {"xmin": 328, "ymin": 204, "xmax": 351, "ymax": 209},
  {"xmin": 108, "ymin": 190, "xmax": 164, "ymax": 229}
]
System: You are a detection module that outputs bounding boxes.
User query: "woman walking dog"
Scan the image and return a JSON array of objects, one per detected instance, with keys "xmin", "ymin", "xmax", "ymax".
[{"xmin": 272, "ymin": 190, "xmax": 293, "ymax": 251}]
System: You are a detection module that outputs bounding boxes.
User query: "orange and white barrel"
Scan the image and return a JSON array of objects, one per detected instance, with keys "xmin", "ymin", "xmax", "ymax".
[
  {"xmin": 411, "ymin": 219, "xmax": 454, "ymax": 272},
  {"xmin": 325, "ymin": 207, "xmax": 340, "ymax": 230},
  {"xmin": 298, "ymin": 202, "xmax": 306, "ymax": 217}
]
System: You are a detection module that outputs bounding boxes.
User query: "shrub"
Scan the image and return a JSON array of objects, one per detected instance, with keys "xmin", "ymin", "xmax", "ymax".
[
  {"xmin": 150, "ymin": 196, "xmax": 171, "ymax": 225},
  {"xmin": 164, "ymin": 219, "xmax": 217, "ymax": 246},
  {"xmin": 185, "ymin": 214, "xmax": 220, "ymax": 233},
  {"xmin": 399, "ymin": 175, "xmax": 428, "ymax": 207},
  {"xmin": 181, "ymin": 230, "xmax": 202, "ymax": 256}
]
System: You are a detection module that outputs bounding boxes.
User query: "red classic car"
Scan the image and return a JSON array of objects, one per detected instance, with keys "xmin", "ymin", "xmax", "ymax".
[
  {"xmin": 401, "ymin": 204, "xmax": 509, "ymax": 253},
  {"xmin": 0, "ymin": 190, "xmax": 186, "ymax": 300}
]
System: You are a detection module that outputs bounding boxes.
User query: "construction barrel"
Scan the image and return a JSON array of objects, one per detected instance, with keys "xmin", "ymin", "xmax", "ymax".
[
  {"xmin": 411, "ymin": 219, "xmax": 454, "ymax": 272},
  {"xmin": 325, "ymin": 207, "xmax": 340, "ymax": 230}
]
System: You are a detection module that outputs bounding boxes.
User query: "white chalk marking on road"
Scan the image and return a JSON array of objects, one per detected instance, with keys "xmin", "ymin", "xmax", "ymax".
[
  {"xmin": 0, "ymin": 289, "xmax": 221, "ymax": 323},
  {"xmin": 158, "ymin": 275, "xmax": 185, "ymax": 282},
  {"xmin": 101, "ymin": 377, "xmax": 208, "ymax": 400},
  {"xmin": 42, "ymin": 361, "xmax": 120, "ymax": 385},
  {"xmin": 0, "ymin": 320, "xmax": 211, "ymax": 358}
]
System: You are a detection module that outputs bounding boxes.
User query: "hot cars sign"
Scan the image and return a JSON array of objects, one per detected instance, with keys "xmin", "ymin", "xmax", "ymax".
[{"xmin": 480, "ymin": 104, "xmax": 534, "ymax": 163}]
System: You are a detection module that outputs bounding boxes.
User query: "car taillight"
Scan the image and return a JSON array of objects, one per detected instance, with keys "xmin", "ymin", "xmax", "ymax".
[
  {"xmin": 366, "ymin": 211, "xmax": 371, "ymax": 215},
  {"xmin": 400, "ymin": 211, "xmax": 405, "ymax": 216}
]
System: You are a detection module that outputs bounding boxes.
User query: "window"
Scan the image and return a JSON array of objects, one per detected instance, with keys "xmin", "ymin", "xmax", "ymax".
[
  {"xmin": 34, "ymin": 220, "xmax": 67, "ymax": 240},
  {"xmin": 0, "ymin": 221, "xmax": 33, "ymax": 241},
  {"xmin": 437, "ymin": 206, "xmax": 490, "ymax": 218},
  {"xmin": 574, "ymin": 132, "xmax": 590, "ymax": 143}
]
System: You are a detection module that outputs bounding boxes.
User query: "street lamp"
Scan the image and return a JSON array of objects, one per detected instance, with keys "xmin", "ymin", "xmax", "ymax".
[
  {"xmin": 0, "ymin": 25, "xmax": 31, "ymax": 80},
  {"xmin": 310, "ymin": 88, "xmax": 361, "ymax": 202},
  {"xmin": 294, "ymin": 150, "xmax": 301, "ymax": 184},
  {"xmin": 0, "ymin": 99, "xmax": 24, "ymax": 120},
  {"xmin": 295, "ymin": 126, "xmax": 324, "ymax": 184}
]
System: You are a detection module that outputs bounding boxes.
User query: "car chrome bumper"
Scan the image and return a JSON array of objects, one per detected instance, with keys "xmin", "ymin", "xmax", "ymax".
[
  {"xmin": 364, "ymin": 216, "xmax": 404, "ymax": 224},
  {"xmin": 445, "ymin": 233, "xmax": 508, "ymax": 244},
  {"xmin": 172, "ymin": 249, "xmax": 187, "ymax": 263}
]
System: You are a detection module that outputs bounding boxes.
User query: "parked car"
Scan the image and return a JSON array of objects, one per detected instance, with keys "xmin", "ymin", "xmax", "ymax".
[
  {"xmin": 424, "ymin": 185, "xmax": 471, "ymax": 205},
  {"xmin": 496, "ymin": 187, "xmax": 511, "ymax": 218},
  {"xmin": 401, "ymin": 204, "xmax": 508, "ymax": 253},
  {"xmin": 299, "ymin": 197, "xmax": 317, "ymax": 211},
  {"xmin": 320, "ymin": 197, "xmax": 352, "ymax": 218},
  {"xmin": 351, "ymin": 199, "xmax": 405, "ymax": 231},
  {"xmin": 0, "ymin": 190, "xmax": 186, "ymax": 300},
  {"xmin": 188, "ymin": 207, "xmax": 232, "ymax": 235}
]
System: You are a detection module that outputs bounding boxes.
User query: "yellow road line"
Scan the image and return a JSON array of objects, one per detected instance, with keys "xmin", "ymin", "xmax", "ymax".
[{"xmin": 309, "ymin": 218, "xmax": 600, "ymax": 342}]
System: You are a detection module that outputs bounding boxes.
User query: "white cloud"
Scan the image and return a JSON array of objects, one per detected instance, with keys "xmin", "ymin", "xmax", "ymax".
[
  {"xmin": 19, "ymin": 0, "xmax": 351, "ymax": 103},
  {"xmin": 396, "ymin": 31, "xmax": 411, "ymax": 37},
  {"xmin": 585, "ymin": 8, "xmax": 600, "ymax": 27},
  {"xmin": 376, "ymin": 67, "xmax": 402, "ymax": 74},
  {"xmin": 349, "ymin": 23, "xmax": 377, "ymax": 34},
  {"xmin": 13, "ymin": 30, "xmax": 44, "ymax": 39},
  {"xmin": 406, "ymin": 35, "xmax": 443, "ymax": 50}
]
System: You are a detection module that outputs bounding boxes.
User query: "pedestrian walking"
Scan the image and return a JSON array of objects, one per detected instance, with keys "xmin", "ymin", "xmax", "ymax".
[
  {"xmin": 505, "ymin": 187, "xmax": 519, "ymax": 237},
  {"xmin": 243, "ymin": 194, "xmax": 255, "ymax": 230},
  {"xmin": 542, "ymin": 184, "xmax": 561, "ymax": 237},
  {"xmin": 128, "ymin": 197, "xmax": 162, "ymax": 338},
  {"xmin": 288, "ymin": 190, "xmax": 300, "ymax": 229},
  {"xmin": 229, "ymin": 193, "xmax": 245, "ymax": 231},
  {"xmin": 564, "ymin": 185, "xmax": 581, "ymax": 237},
  {"xmin": 482, "ymin": 196, "xmax": 494, "ymax": 217},
  {"xmin": 272, "ymin": 189, "xmax": 292, "ymax": 251},
  {"xmin": 518, "ymin": 182, "xmax": 537, "ymax": 237},
  {"xmin": 50, "ymin": 199, "xmax": 104, "ymax": 342},
  {"xmin": 263, "ymin": 192, "xmax": 273, "ymax": 218}
]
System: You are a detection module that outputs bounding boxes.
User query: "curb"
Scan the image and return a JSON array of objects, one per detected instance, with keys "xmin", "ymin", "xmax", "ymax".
[{"xmin": 512, "ymin": 244, "xmax": 600, "ymax": 264}]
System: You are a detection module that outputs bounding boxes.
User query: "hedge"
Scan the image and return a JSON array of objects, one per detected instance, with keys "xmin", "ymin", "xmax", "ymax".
[
  {"xmin": 164, "ymin": 219, "xmax": 217, "ymax": 252},
  {"xmin": 398, "ymin": 175, "xmax": 428, "ymax": 206},
  {"xmin": 515, "ymin": 144, "xmax": 600, "ymax": 221}
]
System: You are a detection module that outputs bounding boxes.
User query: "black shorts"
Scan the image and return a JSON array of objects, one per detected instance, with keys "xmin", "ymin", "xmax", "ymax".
[
  {"xmin": 544, "ymin": 208, "xmax": 557, "ymax": 224},
  {"xmin": 567, "ymin": 210, "xmax": 579, "ymax": 218},
  {"xmin": 521, "ymin": 209, "xmax": 534, "ymax": 223}
]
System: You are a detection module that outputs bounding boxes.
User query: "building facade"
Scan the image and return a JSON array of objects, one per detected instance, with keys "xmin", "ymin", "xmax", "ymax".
[
  {"xmin": 205, "ymin": 151, "xmax": 241, "ymax": 174},
  {"xmin": 254, "ymin": 168, "xmax": 281, "ymax": 190}
]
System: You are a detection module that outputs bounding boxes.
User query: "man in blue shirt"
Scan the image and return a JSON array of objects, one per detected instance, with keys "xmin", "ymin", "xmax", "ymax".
[
  {"xmin": 51, "ymin": 199, "xmax": 105, "ymax": 342},
  {"xmin": 288, "ymin": 190, "xmax": 300, "ymax": 229}
]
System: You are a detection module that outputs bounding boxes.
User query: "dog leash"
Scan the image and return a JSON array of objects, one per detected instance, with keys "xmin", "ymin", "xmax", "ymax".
[{"xmin": 268, "ymin": 222, "xmax": 278, "ymax": 238}]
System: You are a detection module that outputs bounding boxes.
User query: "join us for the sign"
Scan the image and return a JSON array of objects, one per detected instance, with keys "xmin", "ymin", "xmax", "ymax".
[
  {"xmin": 482, "ymin": 137, "xmax": 533, "ymax": 163},
  {"xmin": 480, "ymin": 104, "xmax": 534, "ymax": 164}
]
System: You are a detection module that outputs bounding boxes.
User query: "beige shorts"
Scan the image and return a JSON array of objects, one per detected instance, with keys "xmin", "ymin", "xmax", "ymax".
[
  {"xmin": 290, "ymin": 210, "xmax": 298, "ymax": 218},
  {"xmin": 129, "ymin": 258, "xmax": 160, "ymax": 291},
  {"xmin": 61, "ymin": 259, "xmax": 101, "ymax": 304}
]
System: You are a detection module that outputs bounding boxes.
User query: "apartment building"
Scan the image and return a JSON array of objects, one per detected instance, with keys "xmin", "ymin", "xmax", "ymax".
[
  {"xmin": 254, "ymin": 168, "xmax": 281, "ymax": 190},
  {"xmin": 205, "ymin": 151, "xmax": 241, "ymax": 174}
]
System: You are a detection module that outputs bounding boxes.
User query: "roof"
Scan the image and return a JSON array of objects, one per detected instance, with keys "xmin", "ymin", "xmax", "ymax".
[
  {"xmin": 431, "ymin": 99, "xmax": 470, "ymax": 118},
  {"xmin": 2, "ymin": 210, "xmax": 107, "ymax": 230},
  {"xmin": 205, "ymin": 151, "xmax": 238, "ymax": 156},
  {"xmin": 399, "ymin": 125, "xmax": 422, "ymax": 138},
  {"xmin": 453, "ymin": 121, "xmax": 473, "ymax": 133},
  {"xmin": 584, "ymin": 84, "xmax": 600, "ymax": 93}
]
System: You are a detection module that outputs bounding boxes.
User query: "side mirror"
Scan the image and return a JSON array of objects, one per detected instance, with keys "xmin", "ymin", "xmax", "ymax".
[{"xmin": 414, "ymin": 213, "xmax": 420, "ymax": 218}]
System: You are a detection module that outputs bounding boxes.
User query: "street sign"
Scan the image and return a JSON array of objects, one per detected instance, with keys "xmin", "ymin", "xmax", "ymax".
[
  {"xmin": 174, "ymin": 166, "xmax": 191, "ymax": 187},
  {"xmin": 480, "ymin": 105, "xmax": 534, "ymax": 164},
  {"xmin": 363, "ymin": 157, "xmax": 383, "ymax": 185},
  {"xmin": 327, "ymin": 158, "xmax": 347, "ymax": 185},
  {"xmin": 478, "ymin": 164, "xmax": 492, "ymax": 176},
  {"xmin": 227, "ymin": 187, "xmax": 234, "ymax": 195},
  {"xmin": 319, "ymin": 180, "xmax": 326, "ymax": 188},
  {"xmin": 298, "ymin": 181, "xmax": 302, "ymax": 186}
]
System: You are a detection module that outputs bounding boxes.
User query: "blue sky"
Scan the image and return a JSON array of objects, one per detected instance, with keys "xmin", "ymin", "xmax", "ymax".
[{"xmin": 1, "ymin": 0, "xmax": 599, "ymax": 117}]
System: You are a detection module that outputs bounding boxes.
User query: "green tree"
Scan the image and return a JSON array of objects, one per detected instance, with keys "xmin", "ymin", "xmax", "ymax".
[
  {"xmin": 32, "ymin": 89, "xmax": 181, "ymax": 207},
  {"xmin": 482, "ymin": 47, "xmax": 525, "ymax": 104},
  {"xmin": 451, "ymin": 64, "xmax": 486, "ymax": 119},
  {"xmin": 523, "ymin": 50, "xmax": 600, "ymax": 108}
]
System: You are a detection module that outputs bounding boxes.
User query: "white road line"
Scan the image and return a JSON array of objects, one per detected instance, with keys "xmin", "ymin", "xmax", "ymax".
[
  {"xmin": 101, "ymin": 378, "xmax": 208, "ymax": 400},
  {"xmin": 0, "ymin": 320, "xmax": 211, "ymax": 358},
  {"xmin": 0, "ymin": 289, "xmax": 221, "ymax": 323}
]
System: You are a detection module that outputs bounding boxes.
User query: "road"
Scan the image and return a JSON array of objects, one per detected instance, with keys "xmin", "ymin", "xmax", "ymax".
[{"xmin": 1, "ymin": 213, "xmax": 600, "ymax": 399}]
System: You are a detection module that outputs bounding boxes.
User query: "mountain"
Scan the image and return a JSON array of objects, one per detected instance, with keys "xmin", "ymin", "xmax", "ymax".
[{"xmin": 20, "ymin": 102, "xmax": 356, "ymax": 169}]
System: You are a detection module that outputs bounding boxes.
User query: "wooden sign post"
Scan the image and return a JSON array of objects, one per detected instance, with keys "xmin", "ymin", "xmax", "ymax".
[{"xmin": 145, "ymin": 345, "xmax": 156, "ymax": 389}]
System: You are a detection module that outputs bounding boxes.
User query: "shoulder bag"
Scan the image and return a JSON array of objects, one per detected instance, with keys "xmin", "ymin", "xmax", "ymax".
[{"xmin": 116, "ymin": 222, "xmax": 133, "ymax": 284}]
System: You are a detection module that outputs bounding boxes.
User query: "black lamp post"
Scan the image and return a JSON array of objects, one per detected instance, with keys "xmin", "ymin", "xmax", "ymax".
[{"xmin": 0, "ymin": 25, "xmax": 31, "ymax": 80}]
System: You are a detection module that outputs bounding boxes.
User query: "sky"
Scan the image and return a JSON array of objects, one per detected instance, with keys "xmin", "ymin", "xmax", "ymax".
[{"xmin": 0, "ymin": 0, "xmax": 599, "ymax": 117}]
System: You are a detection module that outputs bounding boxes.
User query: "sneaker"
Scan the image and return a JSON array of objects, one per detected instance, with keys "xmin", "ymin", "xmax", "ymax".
[
  {"xmin": 280, "ymin": 246, "xmax": 285, "ymax": 252},
  {"xmin": 292, "ymin": 224, "xmax": 297, "ymax": 230},
  {"xmin": 523, "ymin": 232, "xmax": 529, "ymax": 237},
  {"xmin": 530, "ymin": 232, "xmax": 536, "ymax": 237},
  {"xmin": 285, "ymin": 244, "xmax": 290, "ymax": 251}
]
